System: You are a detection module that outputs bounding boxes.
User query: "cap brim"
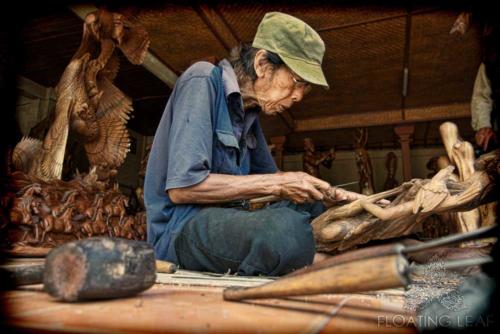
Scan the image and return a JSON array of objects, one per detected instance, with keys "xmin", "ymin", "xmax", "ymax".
[{"xmin": 281, "ymin": 55, "xmax": 329, "ymax": 89}]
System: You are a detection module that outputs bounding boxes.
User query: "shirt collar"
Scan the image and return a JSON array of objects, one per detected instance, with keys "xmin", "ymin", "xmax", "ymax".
[{"xmin": 218, "ymin": 59, "xmax": 240, "ymax": 97}]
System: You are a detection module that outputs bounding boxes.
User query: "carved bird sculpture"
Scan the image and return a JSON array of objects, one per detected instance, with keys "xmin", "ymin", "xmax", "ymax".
[{"xmin": 12, "ymin": 9, "xmax": 150, "ymax": 182}]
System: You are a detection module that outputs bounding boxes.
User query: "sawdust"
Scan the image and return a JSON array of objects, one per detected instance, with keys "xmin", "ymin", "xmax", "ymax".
[{"xmin": 404, "ymin": 256, "xmax": 469, "ymax": 313}]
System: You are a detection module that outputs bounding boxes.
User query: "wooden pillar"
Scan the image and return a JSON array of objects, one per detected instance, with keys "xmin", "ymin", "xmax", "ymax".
[
  {"xmin": 270, "ymin": 136, "xmax": 286, "ymax": 170},
  {"xmin": 394, "ymin": 124, "xmax": 415, "ymax": 181}
]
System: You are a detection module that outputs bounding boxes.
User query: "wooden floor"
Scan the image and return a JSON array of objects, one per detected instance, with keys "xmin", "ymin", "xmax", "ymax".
[{"xmin": 2, "ymin": 273, "xmax": 416, "ymax": 334}]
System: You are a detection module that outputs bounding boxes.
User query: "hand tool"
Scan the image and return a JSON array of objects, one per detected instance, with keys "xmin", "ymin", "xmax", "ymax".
[{"xmin": 223, "ymin": 225, "xmax": 497, "ymax": 301}]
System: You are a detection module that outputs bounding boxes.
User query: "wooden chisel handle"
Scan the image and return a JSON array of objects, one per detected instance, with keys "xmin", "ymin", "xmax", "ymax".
[
  {"xmin": 224, "ymin": 255, "xmax": 409, "ymax": 301},
  {"xmin": 155, "ymin": 260, "xmax": 177, "ymax": 274}
]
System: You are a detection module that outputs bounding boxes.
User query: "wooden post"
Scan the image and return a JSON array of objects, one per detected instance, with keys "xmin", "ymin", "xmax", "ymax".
[
  {"xmin": 270, "ymin": 136, "xmax": 286, "ymax": 170},
  {"xmin": 394, "ymin": 124, "xmax": 415, "ymax": 181}
]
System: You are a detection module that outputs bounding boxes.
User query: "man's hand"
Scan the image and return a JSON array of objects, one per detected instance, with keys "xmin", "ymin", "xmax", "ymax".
[
  {"xmin": 274, "ymin": 172, "xmax": 364, "ymax": 204},
  {"xmin": 325, "ymin": 187, "xmax": 365, "ymax": 202},
  {"xmin": 475, "ymin": 127, "xmax": 496, "ymax": 151},
  {"xmin": 274, "ymin": 172, "xmax": 331, "ymax": 204}
]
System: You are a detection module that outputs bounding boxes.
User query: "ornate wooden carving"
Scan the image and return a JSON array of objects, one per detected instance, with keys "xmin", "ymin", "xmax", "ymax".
[
  {"xmin": 12, "ymin": 9, "xmax": 150, "ymax": 182},
  {"xmin": 302, "ymin": 137, "xmax": 335, "ymax": 178},
  {"xmin": 1, "ymin": 170, "xmax": 146, "ymax": 249},
  {"xmin": 353, "ymin": 128, "xmax": 375, "ymax": 195},
  {"xmin": 383, "ymin": 152, "xmax": 399, "ymax": 190},
  {"xmin": 3, "ymin": 9, "xmax": 150, "ymax": 251}
]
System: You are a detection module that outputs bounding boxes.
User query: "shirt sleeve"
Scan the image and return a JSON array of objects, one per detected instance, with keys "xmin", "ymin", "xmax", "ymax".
[
  {"xmin": 471, "ymin": 63, "xmax": 493, "ymax": 131},
  {"xmin": 249, "ymin": 119, "xmax": 278, "ymax": 174},
  {"xmin": 164, "ymin": 75, "xmax": 215, "ymax": 191}
]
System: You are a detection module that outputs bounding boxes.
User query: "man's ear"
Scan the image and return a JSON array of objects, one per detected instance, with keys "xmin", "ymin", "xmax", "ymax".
[{"xmin": 254, "ymin": 49, "xmax": 268, "ymax": 78}]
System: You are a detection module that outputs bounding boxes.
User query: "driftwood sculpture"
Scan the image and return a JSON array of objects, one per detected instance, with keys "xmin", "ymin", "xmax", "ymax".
[
  {"xmin": 313, "ymin": 122, "xmax": 499, "ymax": 253},
  {"xmin": 354, "ymin": 128, "xmax": 375, "ymax": 195},
  {"xmin": 302, "ymin": 138, "xmax": 335, "ymax": 178},
  {"xmin": 12, "ymin": 9, "xmax": 150, "ymax": 182}
]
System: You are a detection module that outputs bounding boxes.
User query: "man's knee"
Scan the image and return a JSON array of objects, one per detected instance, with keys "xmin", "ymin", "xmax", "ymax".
[{"xmin": 262, "ymin": 215, "xmax": 315, "ymax": 275}]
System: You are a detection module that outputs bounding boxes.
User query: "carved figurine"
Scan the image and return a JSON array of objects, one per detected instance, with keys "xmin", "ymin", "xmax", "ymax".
[
  {"xmin": 383, "ymin": 152, "xmax": 399, "ymax": 190},
  {"xmin": 312, "ymin": 122, "xmax": 499, "ymax": 253},
  {"xmin": 302, "ymin": 137, "xmax": 335, "ymax": 178},
  {"xmin": 353, "ymin": 128, "xmax": 375, "ymax": 195}
]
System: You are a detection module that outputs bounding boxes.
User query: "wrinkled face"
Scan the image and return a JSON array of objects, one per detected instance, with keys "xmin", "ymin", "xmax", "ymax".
[{"xmin": 253, "ymin": 52, "xmax": 311, "ymax": 116}]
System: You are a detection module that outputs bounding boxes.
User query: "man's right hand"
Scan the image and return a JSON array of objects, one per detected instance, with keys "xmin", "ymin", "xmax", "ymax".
[
  {"xmin": 475, "ymin": 127, "xmax": 496, "ymax": 151},
  {"xmin": 274, "ymin": 171, "xmax": 331, "ymax": 204}
]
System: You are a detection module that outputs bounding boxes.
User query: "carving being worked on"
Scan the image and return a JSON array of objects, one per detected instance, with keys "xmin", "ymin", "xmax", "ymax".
[
  {"xmin": 353, "ymin": 128, "xmax": 375, "ymax": 195},
  {"xmin": 12, "ymin": 9, "xmax": 150, "ymax": 182},
  {"xmin": 383, "ymin": 152, "xmax": 399, "ymax": 191},
  {"xmin": 439, "ymin": 122, "xmax": 481, "ymax": 235},
  {"xmin": 312, "ymin": 122, "xmax": 499, "ymax": 254},
  {"xmin": 2, "ymin": 9, "xmax": 150, "ymax": 250},
  {"xmin": 302, "ymin": 137, "xmax": 335, "ymax": 178}
]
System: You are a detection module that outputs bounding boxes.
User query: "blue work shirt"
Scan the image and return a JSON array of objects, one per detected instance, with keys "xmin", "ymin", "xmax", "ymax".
[{"xmin": 144, "ymin": 59, "xmax": 278, "ymax": 263}]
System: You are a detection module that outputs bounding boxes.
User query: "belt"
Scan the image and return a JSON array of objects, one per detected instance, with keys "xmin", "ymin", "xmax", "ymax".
[
  {"xmin": 213, "ymin": 195, "xmax": 280, "ymax": 211},
  {"xmin": 218, "ymin": 199, "xmax": 252, "ymax": 210}
]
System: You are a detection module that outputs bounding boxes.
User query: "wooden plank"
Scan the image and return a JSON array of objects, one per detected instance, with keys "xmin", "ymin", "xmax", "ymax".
[
  {"xmin": 2, "ymin": 284, "xmax": 415, "ymax": 333},
  {"xmin": 295, "ymin": 109, "xmax": 402, "ymax": 131},
  {"xmin": 1, "ymin": 245, "xmax": 51, "ymax": 257},
  {"xmin": 405, "ymin": 103, "xmax": 470, "ymax": 122},
  {"xmin": 156, "ymin": 270, "xmax": 275, "ymax": 288},
  {"xmin": 194, "ymin": 4, "xmax": 240, "ymax": 51},
  {"xmin": 295, "ymin": 103, "xmax": 469, "ymax": 131}
]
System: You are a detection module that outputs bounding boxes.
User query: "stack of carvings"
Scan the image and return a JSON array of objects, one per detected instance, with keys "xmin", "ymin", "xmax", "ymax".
[
  {"xmin": 313, "ymin": 122, "xmax": 499, "ymax": 254},
  {"xmin": 1, "ymin": 169, "xmax": 146, "ymax": 248}
]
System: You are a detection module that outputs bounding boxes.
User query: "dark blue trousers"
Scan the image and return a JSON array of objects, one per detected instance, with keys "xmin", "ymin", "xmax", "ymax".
[{"xmin": 174, "ymin": 200, "xmax": 325, "ymax": 276}]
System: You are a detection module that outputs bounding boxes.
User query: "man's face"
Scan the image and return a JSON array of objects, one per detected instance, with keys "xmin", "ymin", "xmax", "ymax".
[{"xmin": 253, "ymin": 63, "xmax": 311, "ymax": 116}]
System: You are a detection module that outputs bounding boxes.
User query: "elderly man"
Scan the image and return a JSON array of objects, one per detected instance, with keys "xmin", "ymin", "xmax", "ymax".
[{"xmin": 145, "ymin": 12, "xmax": 360, "ymax": 276}]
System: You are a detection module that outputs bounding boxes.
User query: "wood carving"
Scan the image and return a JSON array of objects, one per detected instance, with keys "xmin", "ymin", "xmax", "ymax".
[
  {"xmin": 12, "ymin": 9, "xmax": 150, "ymax": 182},
  {"xmin": 354, "ymin": 128, "xmax": 375, "ymax": 195},
  {"xmin": 302, "ymin": 137, "xmax": 335, "ymax": 178},
  {"xmin": 312, "ymin": 122, "xmax": 499, "ymax": 254},
  {"xmin": 2, "ymin": 9, "xmax": 150, "ymax": 251},
  {"xmin": 450, "ymin": 12, "xmax": 471, "ymax": 36},
  {"xmin": 383, "ymin": 152, "xmax": 399, "ymax": 190},
  {"xmin": 1, "ymin": 169, "xmax": 146, "ymax": 249},
  {"xmin": 439, "ymin": 122, "xmax": 481, "ymax": 234}
]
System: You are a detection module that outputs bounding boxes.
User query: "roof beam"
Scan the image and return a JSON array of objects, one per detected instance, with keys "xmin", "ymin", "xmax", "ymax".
[
  {"xmin": 193, "ymin": 4, "xmax": 240, "ymax": 51},
  {"xmin": 69, "ymin": 3, "xmax": 178, "ymax": 88},
  {"xmin": 295, "ymin": 103, "xmax": 470, "ymax": 132}
]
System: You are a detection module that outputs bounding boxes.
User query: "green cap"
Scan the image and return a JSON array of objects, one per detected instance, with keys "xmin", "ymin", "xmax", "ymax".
[{"xmin": 252, "ymin": 12, "xmax": 329, "ymax": 88}]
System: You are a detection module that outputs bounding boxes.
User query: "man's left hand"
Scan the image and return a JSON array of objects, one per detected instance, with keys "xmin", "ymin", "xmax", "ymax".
[{"xmin": 324, "ymin": 187, "xmax": 365, "ymax": 203}]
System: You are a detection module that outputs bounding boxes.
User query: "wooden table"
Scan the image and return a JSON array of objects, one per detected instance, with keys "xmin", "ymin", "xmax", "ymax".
[{"xmin": 2, "ymin": 282, "xmax": 416, "ymax": 333}]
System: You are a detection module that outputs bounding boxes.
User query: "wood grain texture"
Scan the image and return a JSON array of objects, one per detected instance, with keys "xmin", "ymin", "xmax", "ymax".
[{"xmin": 2, "ymin": 284, "xmax": 415, "ymax": 333}]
